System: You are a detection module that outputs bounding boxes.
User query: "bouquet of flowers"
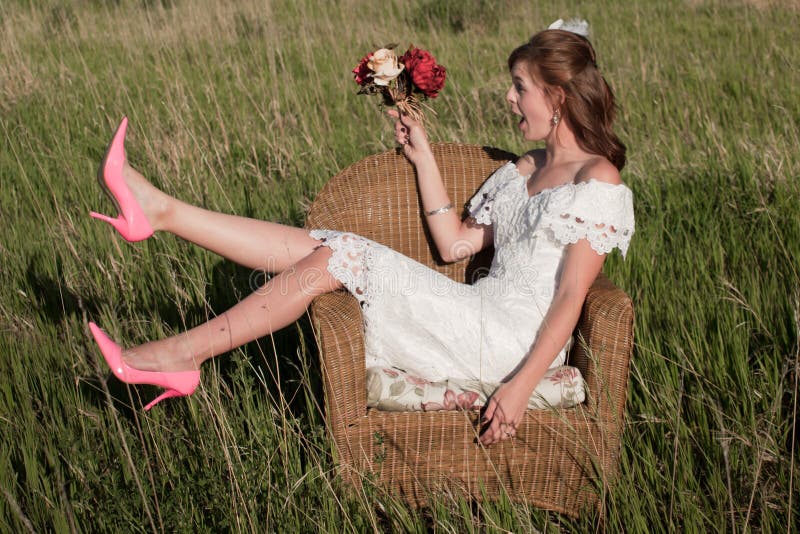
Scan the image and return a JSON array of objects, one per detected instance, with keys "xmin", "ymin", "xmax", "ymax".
[{"xmin": 352, "ymin": 44, "xmax": 446, "ymax": 122}]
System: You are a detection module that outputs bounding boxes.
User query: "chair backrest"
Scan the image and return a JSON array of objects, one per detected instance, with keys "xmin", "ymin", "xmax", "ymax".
[{"xmin": 306, "ymin": 142, "xmax": 515, "ymax": 282}]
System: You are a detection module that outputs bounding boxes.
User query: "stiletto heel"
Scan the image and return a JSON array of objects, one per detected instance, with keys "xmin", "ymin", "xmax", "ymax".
[
  {"xmin": 90, "ymin": 117, "xmax": 154, "ymax": 242},
  {"xmin": 144, "ymin": 389, "xmax": 183, "ymax": 411},
  {"xmin": 88, "ymin": 322, "xmax": 200, "ymax": 411}
]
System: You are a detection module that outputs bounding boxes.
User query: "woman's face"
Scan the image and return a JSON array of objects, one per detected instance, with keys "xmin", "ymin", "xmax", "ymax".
[{"xmin": 506, "ymin": 63, "xmax": 557, "ymax": 142}]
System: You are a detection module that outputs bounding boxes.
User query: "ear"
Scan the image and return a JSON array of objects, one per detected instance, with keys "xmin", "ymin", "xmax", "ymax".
[{"xmin": 549, "ymin": 86, "xmax": 566, "ymax": 109}]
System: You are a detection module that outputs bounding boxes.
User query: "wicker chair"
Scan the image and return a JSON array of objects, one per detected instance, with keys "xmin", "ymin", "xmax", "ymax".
[{"xmin": 305, "ymin": 143, "xmax": 634, "ymax": 515}]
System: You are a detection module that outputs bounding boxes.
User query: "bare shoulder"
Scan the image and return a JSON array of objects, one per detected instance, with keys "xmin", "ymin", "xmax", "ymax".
[
  {"xmin": 515, "ymin": 149, "xmax": 546, "ymax": 176},
  {"xmin": 575, "ymin": 157, "xmax": 622, "ymax": 186}
]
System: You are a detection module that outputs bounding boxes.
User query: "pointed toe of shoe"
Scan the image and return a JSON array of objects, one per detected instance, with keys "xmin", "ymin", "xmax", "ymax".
[{"xmin": 92, "ymin": 117, "xmax": 154, "ymax": 243}]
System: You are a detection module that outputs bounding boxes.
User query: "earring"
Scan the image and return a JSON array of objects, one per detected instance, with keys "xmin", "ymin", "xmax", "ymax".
[{"xmin": 551, "ymin": 109, "xmax": 561, "ymax": 127}]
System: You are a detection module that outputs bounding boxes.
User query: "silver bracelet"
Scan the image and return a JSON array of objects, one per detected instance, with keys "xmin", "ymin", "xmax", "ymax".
[{"xmin": 425, "ymin": 203, "xmax": 453, "ymax": 216}]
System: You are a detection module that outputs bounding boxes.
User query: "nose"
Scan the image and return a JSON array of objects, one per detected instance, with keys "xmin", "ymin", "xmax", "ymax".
[{"xmin": 505, "ymin": 86, "xmax": 516, "ymax": 105}]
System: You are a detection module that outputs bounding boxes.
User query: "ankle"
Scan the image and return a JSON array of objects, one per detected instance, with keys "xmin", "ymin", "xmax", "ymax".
[
  {"xmin": 170, "ymin": 335, "xmax": 205, "ymax": 370},
  {"xmin": 152, "ymin": 193, "xmax": 176, "ymax": 233},
  {"xmin": 151, "ymin": 338, "xmax": 193, "ymax": 372},
  {"xmin": 122, "ymin": 164, "xmax": 174, "ymax": 232}
]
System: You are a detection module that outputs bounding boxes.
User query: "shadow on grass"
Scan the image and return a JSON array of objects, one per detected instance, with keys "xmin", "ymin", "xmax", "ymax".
[{"xmin": 26, "ymin": 254, "xmax": 324, "ymax": 422}]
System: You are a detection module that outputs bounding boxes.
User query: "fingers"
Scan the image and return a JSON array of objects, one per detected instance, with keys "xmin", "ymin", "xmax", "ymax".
[
  {"xmin": 481, "ymin": 398, "xmax": 497, "ymax": 423},
  {"xmin": 479, "ymin": 412, "xmax": 518, "ymax": 446},
  {"xmin": 386, "ymin": 109, "xmax": 429, "ymax": 156},
  {"xmin": 393, "ymin": 117, "xmax": 413, "ymax": 147},
  {"xmin": 386, "ymin": 109, "xmax": 418, "ymax": 126},
  {"xmin": 395, "ymin": 127, "xmax": 410, "ymax": 147},
  {"xmin": 387, "ymin": 109, "xmax": 422, "ymax": 137},
  {"xmin": 395, "ymin": 120, "xmax": 409, "ymax": 138},
  {"xmin": 479, "ymin": 418, "xmax": 517, "ymax": 446},
  {"xmin": 479, "ymin": 395, "xmax": 526, "ymax": 446}
]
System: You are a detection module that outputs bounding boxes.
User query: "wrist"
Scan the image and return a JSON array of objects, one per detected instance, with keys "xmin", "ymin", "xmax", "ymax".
[
  {"xmin": 412, "ymin": 151, "xmax": 437, "ymax": 168},
  {"xmin": 508, "ymin": 369, "xmax": 538, "ymax": 395}
]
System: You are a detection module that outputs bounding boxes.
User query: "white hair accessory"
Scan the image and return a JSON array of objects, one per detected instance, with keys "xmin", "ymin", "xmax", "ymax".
[{"xmin": 548, "ymin": 18, "xmax": 589, "ymax": 37}]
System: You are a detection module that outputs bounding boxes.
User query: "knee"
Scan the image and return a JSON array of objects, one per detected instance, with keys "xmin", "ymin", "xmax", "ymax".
[{"xmin": 288, "ymin": 247, "xmax": 342, "ymax": 297}]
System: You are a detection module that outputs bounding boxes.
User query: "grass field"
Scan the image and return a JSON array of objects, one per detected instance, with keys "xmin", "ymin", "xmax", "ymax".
[{"xmin": 1, "ymin": 0, "xmax": 798, "ymax": 531}]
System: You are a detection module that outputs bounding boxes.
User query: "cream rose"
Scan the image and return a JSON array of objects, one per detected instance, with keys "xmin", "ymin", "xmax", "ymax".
[{"xmin": 367, "ymin": 48, "xmax": 404, "ymax": 86}]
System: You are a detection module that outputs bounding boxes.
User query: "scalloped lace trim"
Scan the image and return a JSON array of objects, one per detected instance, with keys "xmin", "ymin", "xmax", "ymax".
[
  {"xmin": 545, "ymin": 215, "xmax": 633, "ymax": 256},
  {"xmin": 309, "ymin": 229, "xmax": 389, "ymax": 361},
  {"xmin": 469, "ymin": 192, "xmax": 494, "ymax": 225},
  {"xmin": 309, "ymin": 230, "xmax": 373, "ymax": 303},
  {"xmin": 467, "ymin": 162, "xmax": 516, "ymax": 225},
  {"xmin": 541, "ymin": 179, "xmax": 635, "ymax": 257}
]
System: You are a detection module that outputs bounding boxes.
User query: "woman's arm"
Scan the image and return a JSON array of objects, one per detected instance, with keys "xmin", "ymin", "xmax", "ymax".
[
  {"xmin": 391, "ymin": 111, "xmax": 492, "ymax": 262},
  {"xmin": 479, "ymin": 239, "xmax": 606, "ymax": 446}
]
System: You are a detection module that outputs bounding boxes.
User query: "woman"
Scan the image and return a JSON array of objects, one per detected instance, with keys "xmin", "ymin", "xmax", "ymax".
[{"xmin": 88, "ymin": 22, "xmax": 634, "ymax": 446}]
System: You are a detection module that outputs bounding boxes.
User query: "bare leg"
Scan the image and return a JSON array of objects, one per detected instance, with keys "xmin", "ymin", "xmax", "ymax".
[
  {"xmin": 123, "ymin": 163, "xmax": 319, "ymax": 271},
  {"xmin": 122, "ymin": 246, "xmax": 340, "ymax": 372}
]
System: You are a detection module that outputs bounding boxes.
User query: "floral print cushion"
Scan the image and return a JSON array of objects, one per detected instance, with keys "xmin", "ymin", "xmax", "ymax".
[{"xmin": 366, "ymin": 366, "xmax": 585, "ymax": 412}]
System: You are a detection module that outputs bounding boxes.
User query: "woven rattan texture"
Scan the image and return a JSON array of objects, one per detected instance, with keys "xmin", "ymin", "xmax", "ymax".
[{"xmin": 305, "ymin": 143, "xmax": 633, "ymax": 514}]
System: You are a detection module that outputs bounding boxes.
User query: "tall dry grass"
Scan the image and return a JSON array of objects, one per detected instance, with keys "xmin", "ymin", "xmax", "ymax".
[{"xmin": 1, "ymin": 0, "xmax": 798, "ymax": 531}]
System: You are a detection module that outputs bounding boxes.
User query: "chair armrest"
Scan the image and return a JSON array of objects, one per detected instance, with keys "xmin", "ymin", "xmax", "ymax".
[
  {"xmin": 309, "ymin": 291, "xmax": 367, "ymax": 428},
  {"xmin": 569, "ymin": 273, "xmax": 634, "ymax": 426}
]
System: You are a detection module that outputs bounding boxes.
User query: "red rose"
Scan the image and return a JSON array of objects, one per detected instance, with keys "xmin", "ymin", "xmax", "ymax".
[
  {"xmin": 352, "ymin": 53, "xmax": 373, "ymax": 86},
  {"xmin": 400, "ymin": 47, "xmax": 446, "ymax": 98}
]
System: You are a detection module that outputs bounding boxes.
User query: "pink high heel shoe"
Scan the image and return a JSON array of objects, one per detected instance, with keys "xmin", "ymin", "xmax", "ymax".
[
  {"xmin": 88, "ymin": 322, "xmax": 200, "ymax": 411},
  {"xmin": 90, "ymin": 117, "xmax": 154, "ymax": 242}
]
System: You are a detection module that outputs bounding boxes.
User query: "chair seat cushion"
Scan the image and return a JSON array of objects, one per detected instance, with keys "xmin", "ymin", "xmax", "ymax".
[{"xmin": 366, "ymin": 365, "xmax": 586, "ymax": 412}]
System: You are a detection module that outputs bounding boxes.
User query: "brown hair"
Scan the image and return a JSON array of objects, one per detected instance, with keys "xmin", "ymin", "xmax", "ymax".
[{"xmin": 508, "ymin": 29, "xmax": 626, "ymax": 170}]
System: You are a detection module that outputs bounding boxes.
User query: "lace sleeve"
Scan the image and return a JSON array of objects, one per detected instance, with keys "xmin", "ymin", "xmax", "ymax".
[
  {"xmin": 466, "ymin": 162, "xmax": 517, "ymax": 225},
  {"xmin": 541, "ymin": 179, "xmax": 635, "ymax": 257}
]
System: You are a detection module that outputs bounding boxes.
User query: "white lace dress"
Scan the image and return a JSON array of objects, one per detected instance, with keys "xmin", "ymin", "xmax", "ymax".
[{"xmin": 309, "ymin": 162, "xmax": 634, "ymax": 383}]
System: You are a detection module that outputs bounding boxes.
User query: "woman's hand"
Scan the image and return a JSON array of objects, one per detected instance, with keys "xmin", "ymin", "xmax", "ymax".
[
  {"xmin": 479, "ymin": 378, "xmax": 533, "ymax": 446},
  {"xmin": 387, "ymin": 109, "xmax": 433, "ymax": 166}
]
